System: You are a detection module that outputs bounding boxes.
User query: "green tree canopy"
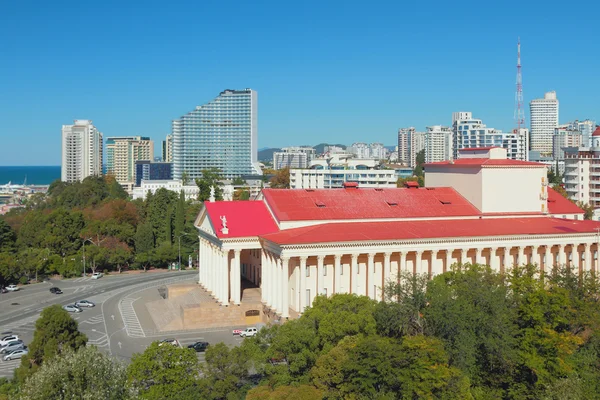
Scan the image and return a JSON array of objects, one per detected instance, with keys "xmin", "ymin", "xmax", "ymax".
[{"xmin": 195, "ymin": 168, "xmax": 224, "ymax": 201}]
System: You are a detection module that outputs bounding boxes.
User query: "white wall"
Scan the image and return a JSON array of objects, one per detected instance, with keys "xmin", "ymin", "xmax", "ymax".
[
  {"xmin": 481, "ymin": 168, "xmax": 546, "ymax": 213},
  {"xmin": 425, "ymin": 166, "xmax": 483, "ymax": 211}
]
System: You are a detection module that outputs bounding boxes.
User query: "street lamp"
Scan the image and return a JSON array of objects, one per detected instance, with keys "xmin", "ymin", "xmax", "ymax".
[
  {"xmin": 82, "ymin": 238, "xmax": 94, "ymax": 277},
  {"xmin": 177, "ymin": 232, "xmax": 189, "ymax": 271}
]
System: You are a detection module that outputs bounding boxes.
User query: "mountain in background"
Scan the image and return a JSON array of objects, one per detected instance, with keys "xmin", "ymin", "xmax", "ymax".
[
  {"xmin": 312, "ymin": 143, "xmax": 347, "ymax": 154},
  {"xmin": 258, "ymin": 148, "xmax": 281, "ymax": 162}
]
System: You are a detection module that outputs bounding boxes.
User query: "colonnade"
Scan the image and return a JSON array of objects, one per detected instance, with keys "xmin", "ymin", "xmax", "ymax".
[{"xmin": 198, "ymin": 236, "xmax": 599, "ymax": 318}]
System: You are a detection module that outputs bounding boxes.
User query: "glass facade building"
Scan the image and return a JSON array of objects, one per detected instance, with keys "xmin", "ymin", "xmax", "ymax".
[
  {"xmin": 172, "ymin": 89, "xmax": 261, "ymax": 180},
  {"xmin": 135, "ymin": 161, "xmax": 173, "ymax": 186}
]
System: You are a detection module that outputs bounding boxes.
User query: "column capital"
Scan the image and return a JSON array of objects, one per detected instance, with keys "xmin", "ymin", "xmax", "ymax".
[
  {"xmin": 367, "ymin": 253, "xmax": 375, "ymax": 261},
  {"xmin": 384, "ymin": 251, "xmax": 393, "ymax": 258},
  {"xmin": 299, "ymin": 255, "xmax": 308, "ymax": 262},
  {"xmin": 415, "ymin": 250, "xmax": 423, "ymax": 256},
  {"xmin": 334, "ymin": 254, "xmax": 342, "ymax": 261},
  {"xmin": 280, "ymin": 256, "xmax": 290, "ymax": 263},
  {"xmin": 351, "ymin": 253, "xmax": 359, "ymax": 261},
  {"xmin": 233, "ymin": 249, "xmax": 241, "ymax": 256},
  {"xmin": 317, "ymin": 255, "xmax": 325, "ymax": 262}
]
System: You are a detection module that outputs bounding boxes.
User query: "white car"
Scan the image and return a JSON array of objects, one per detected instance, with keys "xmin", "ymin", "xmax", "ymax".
[
  {"xmin": 75, "ymin": 300, "xmax": 95, "ymax": 308},
  {"xmin": 0, "ymin": 340, "xmax": 24, "ymax": 354},
  {"xmin": 4, "ymin": 348, "xmax": 28, "ymax": 361},
  {"xmin": 6, "ymin": 285, "xmax": 19, "ymax": 292},
  {"xmin": 0, "ymin": 335, "xmax": 19, "ymax": 347},
  {"xmin": 91, "ymin": 272, "xmax": 103, "ymax": 279},
  {"xmin": 63, "ymin": 304, "xmax": 82, "ymax": 313},
  {"xmin": 158, "ymin": 338, "xmax": 180, "ymax": 347},
  {"xmin": 239, "ymin": 327, "xmax": 258, "ymax": 338}
]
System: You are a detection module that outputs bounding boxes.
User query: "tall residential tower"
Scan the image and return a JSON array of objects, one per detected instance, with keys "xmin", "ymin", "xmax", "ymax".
[
  {"xmin": 105, "ymin": 136, "xmax": 154, "ymax": 191},
  {"xmin": 172, "ymin": 89, "xmax": 261, "ymax": 180},
  {"xmin": 61, "ymin": 120, "xmax": 103, "ymax": 183},
  {"xmin": 530, "ymin": 91, "xmax": 559, "ymax": 155}
]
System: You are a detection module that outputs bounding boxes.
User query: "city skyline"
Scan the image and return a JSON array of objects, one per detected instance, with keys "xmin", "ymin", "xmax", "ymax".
[{"xmin": 2, "ymin": 1, "xmax": 600, "ymax": 165}]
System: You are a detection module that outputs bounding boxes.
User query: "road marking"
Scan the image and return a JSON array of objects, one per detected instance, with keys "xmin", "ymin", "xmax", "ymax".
[{"xmin": 118, "ymin": 342, "xmax": 122, "ymax": 349}]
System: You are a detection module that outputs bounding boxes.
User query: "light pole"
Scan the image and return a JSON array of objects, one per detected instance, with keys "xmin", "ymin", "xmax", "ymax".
[
  {"xmin": 177, "ymin": 232, "xmax": 189, "ymax": 271},
  {"xmin": 82, "ymin": 238, "xmax": 94, "ymax": 277}
]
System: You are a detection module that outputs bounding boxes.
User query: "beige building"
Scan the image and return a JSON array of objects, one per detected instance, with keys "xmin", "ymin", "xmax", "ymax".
[
  {"xmin": 194, "ymin": 147, "xmax": 596, "ymax": 319},
  {"xmin": 61, "ymin": 120, "xmax": 103, "ymax": 183},
  {"xmin": 106, "ymin": 136, "xmax": 154, "ymax": 192},
  {"xmin": 564, "ymin": 126, "xmax": 600, "ymax": 211}
]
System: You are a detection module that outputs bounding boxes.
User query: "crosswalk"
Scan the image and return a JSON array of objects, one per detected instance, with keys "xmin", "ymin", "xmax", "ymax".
[
  {"xmin": 119, "ymin": 297, "xmax": 145, "ymax": 338},
  {"xmin": 81, "ymin": 315, "xmax": 104, "ymax": 325}
]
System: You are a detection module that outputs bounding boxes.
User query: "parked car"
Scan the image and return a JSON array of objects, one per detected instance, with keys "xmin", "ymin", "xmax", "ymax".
[
  {"xmin": 0, "ymin": 287, "xmax": 7, "ymax": 294},
  {"xmin": 49, "ymin": 287, "xmax": 63, "ymax": 294},
  {"xmin": 239, "ymin": 327, "xmax": 258, "ymax": 338},
  {"xmin": 3, "ymin": 348, "xmax": 28, "ymax": 361},
  {"xmin": 5, "ymin": 285, "xmax": 19, "ymax": 292},
  {"xmin": 0, "ymin": 335, "xmax": 19, "ymax": 347},
  {"xmin": 92, "ymin": 272, "xmax": 103, "ymax": 279},
  {"xmin": 187, "ymin": 341, "xmax": 209, "ymax": 352},
  {"xmin": 75, "ymin": 300, "xmax": 95, "ymax": 308},
  {"xmin": 63, "ymin": 304, "xmax": 82, "ymax": 313},
  {"xmin": 0, "ymin": 340, "xmax": 24, "ymax": 354},
  {"xmin": 158, "ymin": 338, "xmax": 180, "ymax": 347}
]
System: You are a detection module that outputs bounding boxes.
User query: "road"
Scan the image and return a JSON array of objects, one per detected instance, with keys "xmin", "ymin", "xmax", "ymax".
[{"xmin": 0, "ymin": 270, "xmax": 243, "ymax": 377}]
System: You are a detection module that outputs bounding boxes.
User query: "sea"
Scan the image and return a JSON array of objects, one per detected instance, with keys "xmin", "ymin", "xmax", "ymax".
[{"xmin": 0, "ymin": 166, "xmax": 61, "ymax": 186}]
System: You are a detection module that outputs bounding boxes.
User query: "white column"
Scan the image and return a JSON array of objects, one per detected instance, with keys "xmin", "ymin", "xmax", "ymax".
[
  {"xmin": 383, "ymin": 252, "xmax": 391, "ymax": 299},
  {"xmin": 317, "ymin": 255, "xmax": 325, "ymax": 296},
  {"xmin": 516, "ymin": 247, "xmax": 524, "ymax": 266},
  {"xmin": 222, "ymin": 250, "xmax": 230, "ymax": 305},
  {"xmin": 261, "ymin": 250, "xmax": 269, "ymax": 305},
  {"xmin": 334, "ymin": 254, "xmax": 342, "ymax": 294},
  {"xmin": 281, "ymin": 257, "xmax": 289, "ymax": 318},
  {"xmin": 558, "ymin": 244, "xmax": 566, "ymax": 267},
  {"xmin": 458, "ymin": 249, "xmax": 464, "ymax": 265},
  {"xmin": 367, "ymin": 253, "xmax": 375, "ymax": 299},
  {"xmin": 210, "ymin": 245, "xmax": 216, "ymax": 296},
  {"xmin": 445, "ymin": 250, "xmax": 452, "ymax": 273},
  {"xmin": 475, "ymin": 248, "xmax": 483, "ymax": 265},
  {"xmin": 351, "ymin": 254, "xmax": 358, "ymax": 294},
  {"xmin": 543, "ymin": 245, "xmax": 551, "ymax": 274},
  {"xmin": 300, "ymin": 256, "xmax": 307, "ymax": 312},
  {"xmin": 400, "ymin": 251, "xmax": 407, "ymax": 274},
  {"xmin": 415, "ymin": 251, "xmax": 422, "ymax": 274},
  {"xmin": 233, "ymin": 250, "xmax": 241, "ymax": 305}
]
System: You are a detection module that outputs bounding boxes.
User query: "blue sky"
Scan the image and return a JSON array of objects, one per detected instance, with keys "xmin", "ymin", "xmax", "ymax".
[{"xmin": 1, "ymin": 0, "xmax": 598, "ymax": 165}]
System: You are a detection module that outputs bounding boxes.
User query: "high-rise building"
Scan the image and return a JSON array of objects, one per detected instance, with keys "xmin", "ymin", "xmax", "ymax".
[
  {"xmin": 172, "ymin": 89, "xmax": 261, "ymax": 180},
  {"xmin": 424, "ymin": 125, "xmax": 452, "ymax": 163},
  {"xmin": 502, "ymin": 128, "xmax": 529, "ymax": 161},
  {"xmin": 61, "ymin": 120, "xmax": 103, "ymax": 183},
  {"xmin": 162, "ymin": 134, "xmax": 173, "ymax": 162},
  {"xmin": 452, "ymin": 112, "xmax": 504, "ymax": 159},
  {"xmin": 397, "ymin": 127, "xmax": 426, "ymax": 168},
  {"xmin": 530, "ymin": 91, "xmax": 559, "ymax": 155},
  {"xmin": 347, "ymin": 143, "xmax": 389, "ymax": 160},
  {"xmin": 563, "ymin": 120, "xmax": 595, "ymax": 148},
  {"xmin": 135, "ymin": 161, "xmax": 173, "ymax": 186},
  {"xmin": 105, "ymin": 136, "xmax": 154, "ymax": 191},
  {"xmin": 273, "ymin": 147, "xmax": 315, "ymax": 169},
  {"xmin": 552, "ymin": 126, "xmax": 582, "ymax": 160},
  {"xmin": 564, "ymin": 127, "xmax": 600, "ymax": 208}
]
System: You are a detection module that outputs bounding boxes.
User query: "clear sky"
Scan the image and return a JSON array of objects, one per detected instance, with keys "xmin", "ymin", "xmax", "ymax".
[{"xmin": 1, "ymin": 0, "xmax": 598, "ymax": 165}]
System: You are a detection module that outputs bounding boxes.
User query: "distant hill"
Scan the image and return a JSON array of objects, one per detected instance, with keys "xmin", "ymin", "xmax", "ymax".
[
  {"xmin": 313, "ymin": 143, "xmax": 347, "ymax": 154},
  {"xmin": 258, "ymin": 148, "xmax": 281, "ymax": 162}
]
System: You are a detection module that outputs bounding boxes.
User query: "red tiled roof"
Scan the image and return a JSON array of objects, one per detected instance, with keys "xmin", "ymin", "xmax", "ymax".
[
  {"xmin": 261, "ymin": 217, "xmax": 600, "ymax": 245},
  {"xmin": 593, "ymin": 126, "xmax": 600, "ymax": 137},
  {"xmin": 204, "ymin": 201, "xmax": 279, "ymax": 239},
  {"xmin": 425, "ymin": 158, "xmax": 545, "ymax": 167},
  {"xmin": 547, "ymin": 187, "xmax": 585, "ymax": 215},
  {"xmin": 262, "ymin": 187, "xmax": 481, "ymax": 222}
]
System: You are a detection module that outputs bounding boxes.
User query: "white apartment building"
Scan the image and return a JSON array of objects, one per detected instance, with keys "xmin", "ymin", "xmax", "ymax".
[
  {"xmin": 398, "ymin": 127, "xmax": 426, "ymax": 168},
  {"xmin": 424, "ymin": 125, "xmax": 452, "ymax": 163},
  {"xmin": 61, "ymin": 120, "xmax": 103, "ymax": 183},
  {"xmin": 563, "ymin": 127, "xmax": 600, "ymax": 209},
  {"xmin": 563, "ymin": 120, "xmax": 595, "ymax": 148},
  {"xmin": 552, "ymin": 127, "xmax": 582, "ymax": 161},
  {"xmin": 452, "ymin": 112, "xmax": 504, "ymax": 159},
  {"xmin": 348, "ymin": 143, "xmax": 389, "ymax": 160},
  {"xmin": 323, "ymin": 145, "xmax": 345, "ymax": 155},
  {"xmin": 273, "ymin": 147, "xmax": 315, "ymax": 169},
  {"xmin": 530, "ymin": 91, "xmax": 559, "ymax": 155},
  {"xmin": 503, "ymin": 128, "xmax": 529, "ymax": 161},
  {"xmin": 131, "ymin": 179, "xmax": 199, "ymax": 201},
  {"xmin": 106, "ymin": 136, "xmax": 154, "ymax": 191},
  {"xmin": 289, "ymin": 154, "xmax": 396, "ymax": 189}
]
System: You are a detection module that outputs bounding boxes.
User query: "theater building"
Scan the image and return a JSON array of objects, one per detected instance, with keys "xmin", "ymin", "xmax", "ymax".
[{"xmin": 195, "ymin": 147, "xmax": 600, "ymax": 319}]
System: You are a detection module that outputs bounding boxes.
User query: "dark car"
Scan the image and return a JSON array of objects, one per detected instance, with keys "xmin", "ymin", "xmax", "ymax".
[
  {"xmin": 187, "ymin": 341, "xmax": 209, "ymax": 352},
  {"xmin": 49, "ymin": 287, "xmax": 63, "ymax": 294}
]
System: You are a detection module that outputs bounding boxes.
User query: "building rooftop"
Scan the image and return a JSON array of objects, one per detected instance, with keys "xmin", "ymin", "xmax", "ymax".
[
  {"xmin": 424, "ymin": 158, "xmax": 544, "ymax": 168},
  {"xmin": 204, "ymin": 201, "xmax": 279, "ymax": 239},
  {"xmin": 547, "ymin": 187, "xmax": 585, "ymax": 215},
  {"xmin": 261, "ymin": 217, "xmax": 600, "ymax": 245}
]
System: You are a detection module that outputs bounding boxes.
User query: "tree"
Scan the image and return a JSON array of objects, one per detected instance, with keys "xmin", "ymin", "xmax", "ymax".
[
  {"xmin": 181, "ymin": 171, "xmax": 190, "ymax": 186},
  {"xmin": 552, "ymin": 184, "xmax": 569, "ymax": 199},
  {"xmin": 576, "ymin": 201, "xmax": 594, "ymax": 220},
  {"xmin": 232, "ymin": 177, "xmax": 246, "ymax": 185},
  {"xmin": 198, "ymin": 342, "xmax": 253, "ymax": 399},
  {"xmin": 246, "ymin": 384, "xmax": 324, "ymax": 400},
  {"xmin": 0, "ymin": 219, "xmax": 16, "ymax": 252},
  {"xmin": 135, "ymin": 222, "xmax": 154, "ymax": 254},
  {"xmin": 15, "ymin": 304, "xmax": 87, "ymax": 383},
  {"xmin": 107, "ymin": 176, "xmax": 128, "ymax": 200},
  {"xmin": 18, "ymin": 346, "xmax": 130, "ymax": 400},
  {"xmin": 127, "ymin": 342, "xmax": 200, "ymax": 399},
  {"xmin": 195, "ymin": 168, "xmax": 224, "ymax": 202},
  {"xmin": 413, "ymin": 149, "xmax": 425, "ymax": 178},
  {"xmin": 174, "ymin": 190, "xmax": 185, "ymax": 240},
  {"xmin": 270, "ymin": 168, "xmax": 290, "ymax": 189}
]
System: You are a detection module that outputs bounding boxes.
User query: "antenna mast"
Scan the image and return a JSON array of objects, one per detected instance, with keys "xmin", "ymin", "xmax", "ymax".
[{"xmin": 514, "ymin": 38, "xmax": 525, "ymax": 131}]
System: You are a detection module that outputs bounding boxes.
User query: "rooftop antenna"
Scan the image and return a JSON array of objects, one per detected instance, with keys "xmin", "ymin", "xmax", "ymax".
[{"xmin": 514, "ymin": 38, "xmax": 525, "ymax": 131}]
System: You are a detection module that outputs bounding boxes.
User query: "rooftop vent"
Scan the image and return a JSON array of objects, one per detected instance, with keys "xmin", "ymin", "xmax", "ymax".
[
  {"xmin": 374, "ymin": 188, "xmax": 384, "ymax": 192},
  {"xmin": 305, "ymin": 189, "xmax": 315, "ymax": 192},
  {"xmin": 386, "ymin": 200, "xmax": 398, "ymax": 206},
  {"xmin": 439, "ymin": 199, "xmax": 452, "ymax": 205},
  {"xmin": 315, "ymin": 200, "xmax": 326, "ymax": 208},
  {"xmin": 426, "ymin": 187, "xmax": 436, "ymax": 190},
  {"xmin": 404, "ymin": 181, "xmax": 419, "ymax": 189},
  {"xmin": 343, "ymin": 182, "xmax": 359, "ymax": 189}
]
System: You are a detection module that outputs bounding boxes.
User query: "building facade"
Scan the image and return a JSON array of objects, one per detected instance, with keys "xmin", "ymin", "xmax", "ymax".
[
  {"xmin": 273, "ymin": 147, "xmax": 315, "ymax": 169},
  {"xmin": 563, "ymin": 127, "xmax": 600, "ymax": 209},
  {"xmin": 347, "ymin": 143, "xmax": 389, "ymax": 160},
  {"xmin": 162, "ymin": 134, "xmax": 173, "ymax": 162},
  {"xmin": 552, "ymin": 126, "xmax": 582, "ymax": 161},
  {"xmin": 194, "ymin": 147, "xmax": 597, "ymax": 319},
  {"xmin": 131, "ymin": 179, "xmax": 199, "ymax": 201},
  {"xmin": 289, "ymin": 154, "xmax": 396, "ymax": 189},
  {"xmin": 135, "ymin": 161, "xmax": 173, "ymax": 186},
  {"xmin": 172, "ymin": 89, "xmax": 262, "ymax": 180},
  {"xmin": 452, "ymin": 112, "xmax": 504, "ymax": 159},
  {"xmin": 503, "ymin": 128, "xmax": 529, "ymax": 161},
  {"xmin": 424, "ymin": 125, "xmax": 452, "ymax": 163},
  {"xmin": 530, "ymin": 91, "xmax": 559, "ymax": 155},
  {"xmin": 61, "ymin": 120, "xmax": 103, "ymax": 183},
  {"xmin": 398, "ymin": 127, "xmax": 426, "ymax": 167},
  {"xmin": 105, "ymin": 136, "xmax": 154, "ymax": 190}
]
